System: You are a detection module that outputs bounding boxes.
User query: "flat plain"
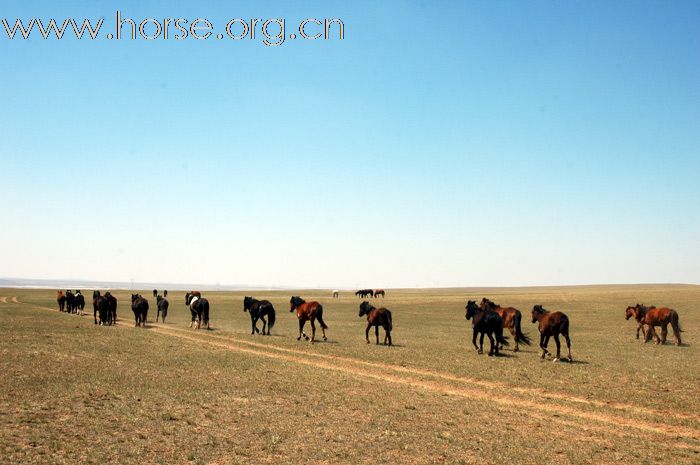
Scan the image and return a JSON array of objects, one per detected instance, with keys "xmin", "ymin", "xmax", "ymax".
[{"xmin": 0, "ymin": 285, "xmax": 698, "ymax": 465}]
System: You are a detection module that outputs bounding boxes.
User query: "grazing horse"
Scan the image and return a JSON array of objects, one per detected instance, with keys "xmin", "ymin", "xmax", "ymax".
[
  {"xmin": 186, "ymin": 293, "xmax": 210, "ymax": 329},
  {"xmin": 289, "ymin": 296, "xmax": 328, "ymax": 343},
  {"xmin": 359, "ymin": 301, "xmax": 392, "ymax": 345},
  {"xmin": 628, "ymin": 304, "xmax": 682, "ymax": 345},
  {"xmin": 532, "ymin": 305, "xmax": 572, "ymax": 362},
  {"xmin": 465, "ymin": 300, "xmax": 508, "ymax": 356},
  {"xmin": 131, "ymin": 294, "xmax": 149, "ymax": 328},
  {"xmin": 480, "ymin": 298, "xmax": 530, "ymax": 352},
  {"xmin": 57, "ymin": 291, "xmax": 66, "ymax": 312},
  {"xmin": 374, "ymin": 289, "xmax": 385, "ymax": 298},
  {"xmin": 152, "ymin": 289, "xmax": 157, "ymax": 298},
  {"xmin": 243, "ymin": 296, "xmax": 276, "ymax": 335},
  {"xmin": 332, "ymin": 290, "xmax": 339, "ymax": 298},
  {"xmin": 625, "ymin": 304, "xmax": 649, "ymax": 340},
  {"xmin": 355, "ymin": 289, "xmax": 374, "ymax": 298},
  {"xmin": 104, "ymin": 292, "xmax": 117, "ymax": 323},
  {"xmin": 156, "ymin": 295, "xmax": 169, "ymax": 323}
]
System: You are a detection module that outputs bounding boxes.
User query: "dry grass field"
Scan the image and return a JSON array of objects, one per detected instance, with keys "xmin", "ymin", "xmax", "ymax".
[{"xmin": 0, "ymin": 285, "xmax": 698, "ymax": 465}]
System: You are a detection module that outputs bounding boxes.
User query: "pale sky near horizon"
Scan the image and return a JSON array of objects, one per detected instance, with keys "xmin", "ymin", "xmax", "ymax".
[{"xmin": 1, "ymin": 1, "xmax": 698, "ymax": 288}]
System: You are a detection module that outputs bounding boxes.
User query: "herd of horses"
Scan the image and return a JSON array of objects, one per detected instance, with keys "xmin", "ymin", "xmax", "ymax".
[
  {"xmin": 354, "ymin": 289, "xmax": 385, "ymax": 298},
  {"xmin": 55, "ymin": 290, "xmax": 683, "ymax": 362}
]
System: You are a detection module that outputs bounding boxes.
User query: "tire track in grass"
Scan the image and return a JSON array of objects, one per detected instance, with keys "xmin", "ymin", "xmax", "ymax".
[{"xmin": 17, "ymin": 300, "xmax": 700, "ymax": 446}]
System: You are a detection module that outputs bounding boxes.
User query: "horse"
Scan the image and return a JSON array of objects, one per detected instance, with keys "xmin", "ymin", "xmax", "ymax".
[
  {"xmin": 186, "ymin": 293, "xmax": 209, "ymax": 329},
  {"xmin": 465, "ymin": 300, "xmax": 508, "ymax": 356},
  {"xmin": 93, "ymin": 290, "xmax": 102, "ymax": 324},
  {"xmin": 332, "ymin": 290, "xmax": 339, "ymax": 298},
  {"xmin": 532, "ymin": 305, "xmax": 572, "ymax": 362},
  {"xmin": 152, "ymin": 289, "xmax": 158, "ymax": 298},
  {"xmin": 156, "ymin": 295, "xmax": 169, "ymax": 323},
  {"xmin": 355, "ymin": 289, "xmax": 374, "ymax": 298},
  {"xmin": 57, "ymin": 291, "xmax": 66, "ymax": 312},
  {"xmin": 65, "ymin": 290, "xmax": 76, "ymax": 314},
  {"xmin": 163, "ymin": 290, "xmax": 168, "ymax": 297},
  {"xmin": 74, "ymin": 291, "xmax": 85, "ymax": 316},
  {"xmin": 290, "ymin": 296, "xmax": 328, "ymax": 343},
  {"xmin": 243, "ymin": 296, "xmax": 276, "ymax": 335},
  {"xmin": 131, "ymin": 294, "xmax": 149, "ymax": 328},
  {"xmin": 359, "ymin": 301, "xmax": 392, "ymax": 345},
  {"xmin": 104, "ymin": 292, "xmax": 117, "ymax": 323},
  {"xmin": 374, "ymin": 289, "xmax": 385, "ymax": 298},
  {"xmin": 480, "ymin": 298, "xmax": 530, "ymax": 352},
  {"xmin": 625, "ymin": 304, "xmax": 649, "ymax": 340},
  {"xmin": 628, "ymin": 304, "xmax": 682, "ymax": 345}
]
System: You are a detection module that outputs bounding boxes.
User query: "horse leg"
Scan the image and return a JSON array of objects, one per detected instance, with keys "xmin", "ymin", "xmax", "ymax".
[
  {"xmin": 298, "ymin": 319, "xmax": 307, "ymax": 341},
  {"xmin": 646, "ymin": 325, "xmax": 659, "ymax": 344},
  {"xmin": 366, "ymin": 324, "xmax": 371, "ymax": 344},
  {"xmin": 553, "ymin": 334, "xmax": 561, "ymax": 362},
  {"xmin": 261, "ymin": 316, "xmax": 267, "ymax": 335},
  {"xmin": 310, "ymin": 319, "xmax": 317, "ymax": 343},
  {"xmin": 564, "ymin": 331, "xmax": 573, "ymax": 362},
  {"xmin": 660, "ymin": 324, "xmax": 668, "ymax": 345},
  {"xmin": 487, "ymin": 332, "xmax": 495, "ymax": 356},
  {"xmin": 471, "ymin": 329, "xmax": 479, "ymax": 352},
  {"xmin": 251, "ymin": 316, "xmax": 258, "ymax": 335},
  {"xmin": 509, "ymin": 326, "xmax": 518, "ymax": 352},
  {"xmin": 540, "ymin": 334, "xmax": 548, "ymax": 359},
  {"xmin": 479, "ymin": 333, "xmax": 485, "ymax": 354},
  {"xmin": 375, "ymin": 325, "xmax": 380, "ymax": 345}
]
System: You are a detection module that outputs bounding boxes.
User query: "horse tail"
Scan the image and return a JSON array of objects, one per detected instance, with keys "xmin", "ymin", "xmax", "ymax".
[
  {"xmin": 386, "ymin": 309, "xmax": 393, "ymax": 331},
  {"xmin": 514, "ymin": 311, "xmax": 531, "ymax": 345},
  {"xmin": 316, "ymin": 304, "xmax": 328, "ymax": 329},
  {"xmin": 496, "ymin": 326, "xmax": 509, "ymax": 346},
  {"xmin": 268, "ymin": 305, "xmax": 276, "ymax": 330},
  {"xmin": 671, "ymin": 310, "xmax": 682, "ymax": 332}
]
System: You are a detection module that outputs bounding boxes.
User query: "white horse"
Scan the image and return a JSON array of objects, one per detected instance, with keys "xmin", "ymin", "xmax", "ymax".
[{"xmin": 332, "ymin": 290, "xmax": 339, "ymax": 298}]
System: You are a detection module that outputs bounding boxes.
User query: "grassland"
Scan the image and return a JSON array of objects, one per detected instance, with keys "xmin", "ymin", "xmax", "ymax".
[{"xmin": 0, "ymin": 285, "xmax": 698, "ymax": 465}]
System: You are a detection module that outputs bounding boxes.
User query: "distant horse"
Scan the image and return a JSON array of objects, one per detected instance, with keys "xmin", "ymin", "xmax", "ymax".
[
  {"xmin": 93, "ymin": 293, "xmax": 112, "ymax": 326},
  {"xmin": 355, "ymin": 289, "xmax": 373, "ymax": 298},
  {"xmin": 625, "ymin": 304, "xmax": 649, "ymax": 340},
  {"xmin": 465, "ymin": 300, "xmax": 508, "ymax": 356},
  {"xmin": 156, "ymin": 295, "xmax": 169, "ymax": 323},
  {"xmin": 359, "ymin": 301, "xmax": 392, "ymax": 345},
  {"xmin": 628, "ymin": 304, "xmax": 682, "ymax": 345},
  {"xmin": 374, "ymin": 289, "xmax": 385, "ymax": 298},
  {"xmin": 290, "ymin": 296, "xmax": 328, "ymax": 343},
  {"xmin": 152, "ymin": 289, "xmax": 158, "ymax": 298},
  {"xmin": 243, "ymin": 296, "xmax": 276, "ymax": 335},
  {"xmin": 65, "ymin": 290, "xmax": 76, "ymax": 313},
  {"xmin": 164, "ymin": 290, "xmax": 168, "ymax": 298},
  {"xmin": 104, "ymin": 292, "xmax": 117, "ymax": 323},
  {"xmin": 131, "ymin": 294, "xmax": 149, "ymax": 328},
  {"xmin": 92, "ymin": 290, "xmax": 102, "ymax": 324},
  {"xmin": 186, "ymin": 293, "xmax": 209, "ymax": 329},
  {"xmin": 480, "ymin": 298, "xmax": 530, "ymax": 352},
  {"xmin": 332, "ymin": 290, "xmax": 339, "ymax": 298},
  {"xmin": 74, "ymin": 291, "xmax": 85, "ymax": 316},
  {"xmin": 57, "ymin": 291, "xmax": 66, "ymax": 312},
  {"xmin": 532, "ymin": 305, "xmax": 572, "ymax": 362}
]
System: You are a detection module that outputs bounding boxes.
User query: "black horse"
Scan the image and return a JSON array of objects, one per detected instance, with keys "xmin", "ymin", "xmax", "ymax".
[
  {"xmin": 104, "ymin": 292, "xmax": 117, "ymax": 323},
  {"xmin": 92, "ymin": 290, "xmax": 102, "ymax": 324},
  {"xmin": 186, "ymin": 293, "xmax": 210, "ymax": 329},
  {"xmin": 156, "ymin": 295, "xmax": 169, "ymax": 323},
  {"xmin": 359, "ymin": 301, "xmax": 393, "ymax": 345},
  {"xmin": 152, "ymin": 289, "xmax": 158, "ymax": 298},
  {"xmin": 93, "ymin": 293, "xmax": 113, "ymax": 326},
  {"xmin": 65, "ymin": 290, "xmax": 76, "ymax": 313},
  {"xmin": 243, "ymin": 296, "xmax": 276, "ymax": 335},
  {"xmin": 131, "ymin": 294, "xmax": 149, "ymax": 328},
  {"xmin": 465, "ymin": 300, "xmax": 508, "ymax": 356},
  {"xmin": 74, "ymin": 291, "xmax": 85, "ymax": 315},
  {"xmin": 163, "ymin": 290, "xmax": 168, "ymax": 297},
  {"xmin": 355, "ymin": 289, "xmax": 374, "ymax": 298}
]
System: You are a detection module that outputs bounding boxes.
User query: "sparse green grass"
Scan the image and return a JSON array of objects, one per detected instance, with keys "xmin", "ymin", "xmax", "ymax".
[{"xmin": 0, "ymin": 285, "xmax": 698, "ymax": 464}]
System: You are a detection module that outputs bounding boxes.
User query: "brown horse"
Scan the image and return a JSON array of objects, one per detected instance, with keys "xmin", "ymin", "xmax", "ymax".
[
  {"xmin": 359, "ymin": 301, "xmax": 392, "ymax": 345},
  {"xmin": 628, "ymin": 304, "xmax": 682, "ymax": 345},
  {"xmin": 532, "ymin": 305, "xmax": 572, "ymax": 362},
  {"xmin": 480, "ymin": 298, "xmax": 530, "ymax": 351},
  {"xmin": 290, "ymin": 296, "xmax": 328, "ymax": 343},
  {"xmin": 374, "ymin": 289, "xmax": 385, "ymax": 298},
  {"xmin": 57, "ymin": 291, "xmax": 66, "ymax": 312},
  {"xmin": 625, "ymin": 304, "xmax": 649, "ymax": 340}
]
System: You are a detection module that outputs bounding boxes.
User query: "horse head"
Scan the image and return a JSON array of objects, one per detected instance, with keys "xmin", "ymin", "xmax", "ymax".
[
  {"xmin": 359, "ymin": 301, "xmax": 373, "ymax": 317},
  {"xmin": 532, "ymin": 305, "xmax": 546, "ymax": 323},
  {"xmin": 289, "ymin": 296, "xmax": 305, "ymax": 312},
  {"xmin": 625, "ymin": 306, "xmax": 637, "ymax": 320},
  {"xmin": 465, "ymin": 300, "xmax": 478, "ymax": 320},
  {"xmin": 243, "ymin": 296, "xmax": 253, "ymax": 312}
]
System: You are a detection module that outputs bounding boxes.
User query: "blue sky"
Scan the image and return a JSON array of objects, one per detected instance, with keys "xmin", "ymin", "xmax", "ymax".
[{"xmin": 1, "ymin": 1, "xmax": 698, "ymax": 287}]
